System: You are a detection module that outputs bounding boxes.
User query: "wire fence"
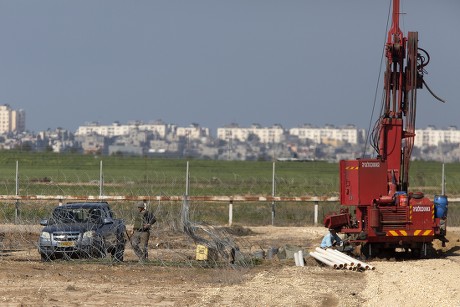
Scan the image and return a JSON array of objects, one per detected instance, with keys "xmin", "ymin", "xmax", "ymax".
[
  {"xmin": 0, "ymin": 199, "xmax": 339, "ymax": 269},
  {"xmin": 0, "ymin": 155, "xmax": 458, "ymax": 267}
]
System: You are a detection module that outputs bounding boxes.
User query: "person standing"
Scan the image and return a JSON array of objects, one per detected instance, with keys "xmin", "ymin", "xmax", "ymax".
[{"xmin": 131, "ymin": 202, "xmax": 156, "ymax": 262}]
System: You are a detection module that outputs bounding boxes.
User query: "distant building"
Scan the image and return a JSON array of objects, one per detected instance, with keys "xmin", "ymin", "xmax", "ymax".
[
  {"xmin": 289, "ymin": 124, "xmax": 364, "ymax": 145},
  {"xmin": 414, "ymin": 126, "xmax": 460, "ymax": 147},
  {"xmin": 75, "ymin": 120, "xmax": 173, "ymax": 139},
  {"xmin": 217, "ymin": 123, "xmax": 285, "ymax": 143},
  {"xmin": 176, "ymin": 123, "xmax": 210, "ymax": 139},
  {"xmin": 76, "ymin": 134, "xmax": 107, "ymax": 155},
  {"xmin": 0, "ymin": 104, "xmax": 26, "ymax": 134}
]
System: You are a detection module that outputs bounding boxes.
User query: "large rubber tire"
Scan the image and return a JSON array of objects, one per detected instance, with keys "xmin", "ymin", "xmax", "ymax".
[{"xmin": 91, "ymin": 237, "xmax": 106, "ymax": 259}]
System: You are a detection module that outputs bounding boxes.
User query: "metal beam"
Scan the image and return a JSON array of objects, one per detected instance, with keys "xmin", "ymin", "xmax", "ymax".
[{"xmin": 0, "ymin": 194, "xmax": 340, "ymax": 202}]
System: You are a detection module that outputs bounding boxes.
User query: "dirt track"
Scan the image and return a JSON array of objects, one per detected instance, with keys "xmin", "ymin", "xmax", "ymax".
[{"xmin": 0, "ymin": 226, "xmax": 459, "ymax": 306}]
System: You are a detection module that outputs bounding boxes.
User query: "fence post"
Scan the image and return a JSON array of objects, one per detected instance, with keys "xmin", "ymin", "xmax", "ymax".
[
  {"xmin": 181, "ymin": 161, "xmax": 190, "ymax": 226},
  {"xmin": 271, "ymin": 161, "xmax": 276, "ymax": 226},
  {"xmin": 15, "ymin": 160, "xmax": 19, "ymax": 224},
  {"xmin": 99, "ymin": 160, "xmax": 104, "ymax": 197},
  {"xmin": 442, "ymin": 163, "xmax": 445, "ymax": 195},
  {"xmin": 185, "ymin": 161, "xmax": 190, "ymax": 196},
  {"xmin": 228, "ymin": 200, "xmax": 233, "ymax": 226},
  {"xmin": 314, "ymin": 201, "xmax": 319, "ymax": 226}
]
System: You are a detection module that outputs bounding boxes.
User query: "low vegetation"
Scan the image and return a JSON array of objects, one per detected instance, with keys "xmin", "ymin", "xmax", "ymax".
[{"xmin": 0, "ymin": 151, "xmax": 458, "ymax": 226}]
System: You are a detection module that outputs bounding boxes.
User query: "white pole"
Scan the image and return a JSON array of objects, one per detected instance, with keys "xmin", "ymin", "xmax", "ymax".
[
  {"xmin": 15, "ymin": 160, "xmax": 19, "ymax": 196},
  {"xmin": 298, "ymin": 250, "xmax": 305, "ymax": 267},
  {"xmin": 99, "ymin": 160, "xmax": 103, "ymax": 197},
  {"xmin": 181, "ymin": 162, "xmax": 190, "ymax": 226},
  {"xmin": 228, "ymin": 200, "xmax": 233, "ymax": 226},
  {"xmin": 15, "ymin": 161, "xmax": 19, "ymax": 224},
  {"xmin": 185, "ymin": 161, "xmax": 190, "ymax": 196},
  {"xmin": 294, "ymin": 251, "xmax": 299, "ymax": 266},
  {"xmin": 314, "ymin": 201, "xmax": 319, "ymax": 225},
  {"xmin": 442, "ymin": 163, "xmax": 445, "ymax": 195}
]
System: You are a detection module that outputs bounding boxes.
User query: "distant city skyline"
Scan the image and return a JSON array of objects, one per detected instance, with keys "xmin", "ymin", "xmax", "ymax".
[
  {"xmin": 1, "ymin": 1, "xmax": 459, "ymax": 133},
  {"xmin": 3, "ymin": 100, "xmax": 459, "ymax": 136}
]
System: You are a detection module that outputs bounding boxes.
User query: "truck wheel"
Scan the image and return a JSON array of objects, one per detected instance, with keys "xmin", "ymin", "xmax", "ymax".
[
  {"xmin": 91, "ymin": 237, "xmax": 106, "ymax": 259},
  {"xmin": 92, "ymin": 245, "xmax": 106, "ymax": 259}
]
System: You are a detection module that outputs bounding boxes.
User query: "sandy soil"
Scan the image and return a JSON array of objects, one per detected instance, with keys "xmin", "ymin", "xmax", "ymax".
[{"xmin": 0, "ymin": 225, "xmax": 459, "ymax": 306}]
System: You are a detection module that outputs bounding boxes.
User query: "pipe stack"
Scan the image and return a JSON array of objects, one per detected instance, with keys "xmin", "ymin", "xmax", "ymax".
[{"xmin": 310, "ymin": 247, "xmax": 375, "ymax": 271}]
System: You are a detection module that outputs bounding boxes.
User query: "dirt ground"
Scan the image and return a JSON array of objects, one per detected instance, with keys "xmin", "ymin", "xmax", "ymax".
[{"xmin": 0, "ymin": 225, "xmax": 459, "ymax": 307}]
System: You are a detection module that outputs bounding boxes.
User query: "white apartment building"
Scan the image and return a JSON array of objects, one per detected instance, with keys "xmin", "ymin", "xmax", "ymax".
[
  {"xmin": 75, "ymin": 121, "xmax": 170, "ymax": 138},
  {"xmin": 289, "ymin": 124, "xmax": 364, "ymax": 145},
  {"xmin": 74, "ymin": 121, "xmax": 460, "ymax": 148},
  {"xmin": 176, "ymin": 124, "xmax": 210, "ymax": 139},
  {"xmin": 137, "ymin": 123, "xmax": 169, "ymax": 139},
  {"xmin": 414, "ymin": 126, "xmax": 460, "ymax": 147},
  {"xmin": 217, "ymin": 124, "xmax": 285, "ymax": 143},
  {"xmin": 0, "ymin": 104, "xmax": 26, "ymax": 134}
]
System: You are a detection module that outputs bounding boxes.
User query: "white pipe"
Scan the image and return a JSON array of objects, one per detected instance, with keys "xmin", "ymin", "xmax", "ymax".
[
  {"xmin": 328, "ymin": 249, "xmax": 357, "ymax": 267},
  {"xmin": 316, "ymin": 247, "xmax": 374, "ymax": 270},
  {"xmin": 315, "ymin": 248, "xmax": 349, "ymax": 267},
  {"xmin": 309, "ymin": 252, "xmax": 339, "ymax": 269},
  {"xmin": 298, "ymin": 250, "xmax": 305, "ymax": 267},
  {"xmin": 294, "ymin": 252, "xmax": 299, "ymax": 266},
  {"xmin": 314, "ymin": 251, "xmax": 345, "ymax": 269},
  {"xmin": 328, "ymin": 249, "xmax": 375, "ymax": 270},
  {"xmin": 334, "ymin": 251, "xmax": 374, "ymax": 270},
  {"xmin": 328, "ymin": 249, "xmax": 367, "ymax": 270}
]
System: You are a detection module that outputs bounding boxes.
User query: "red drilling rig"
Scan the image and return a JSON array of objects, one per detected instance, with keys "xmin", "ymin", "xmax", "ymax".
[{"xmin": 323, "ymin": 0, "xmax": 448, "ymax": 258}]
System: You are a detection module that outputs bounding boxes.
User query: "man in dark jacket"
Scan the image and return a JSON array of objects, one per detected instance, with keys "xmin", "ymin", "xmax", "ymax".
[{"xmin": 131, "ymin": 202, "xmax": 156, "ymax": 262}]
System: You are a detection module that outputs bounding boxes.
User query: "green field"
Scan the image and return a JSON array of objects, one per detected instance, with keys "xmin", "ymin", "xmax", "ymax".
[
  {"xmin": 0, "ymin": 151, "xmax": 458, "ymax": 197},
  {"xmin": 0, "ymin": 151, "xmax": 459, "ymax": 226}
]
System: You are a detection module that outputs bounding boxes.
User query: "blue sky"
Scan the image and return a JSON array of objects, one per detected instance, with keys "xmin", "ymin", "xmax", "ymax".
[{"xmin": 0, "ymin": 0, "xmax": 458, "ymax": 135}]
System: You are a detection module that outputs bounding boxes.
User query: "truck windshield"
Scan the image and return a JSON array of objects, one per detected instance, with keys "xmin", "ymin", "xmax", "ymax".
[{"xmin": 52, "ymin": 208, "xmax": 102, "ymax": 224}]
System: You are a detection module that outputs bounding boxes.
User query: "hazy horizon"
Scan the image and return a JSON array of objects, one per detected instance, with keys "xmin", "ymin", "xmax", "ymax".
[{"xmin": 1, "ymin": 1, "xmax": 458, "ymax": 134}]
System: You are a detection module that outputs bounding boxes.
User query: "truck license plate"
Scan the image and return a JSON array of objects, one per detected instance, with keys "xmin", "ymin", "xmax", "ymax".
[{"xmin": 57, "ymin": 241, "xmax": 75, "ymax": 247}]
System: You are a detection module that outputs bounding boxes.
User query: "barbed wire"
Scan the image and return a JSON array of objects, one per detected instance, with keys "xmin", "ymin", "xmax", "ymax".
[{"xmin": 1, "ymin": 197, "xmax": 331, "ymax": 268}]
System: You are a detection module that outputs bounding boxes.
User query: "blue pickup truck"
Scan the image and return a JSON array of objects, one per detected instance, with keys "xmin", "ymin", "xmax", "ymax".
[{"xmin": 38, "ymin": 202, "xmax": 126, "ymax": 262}]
